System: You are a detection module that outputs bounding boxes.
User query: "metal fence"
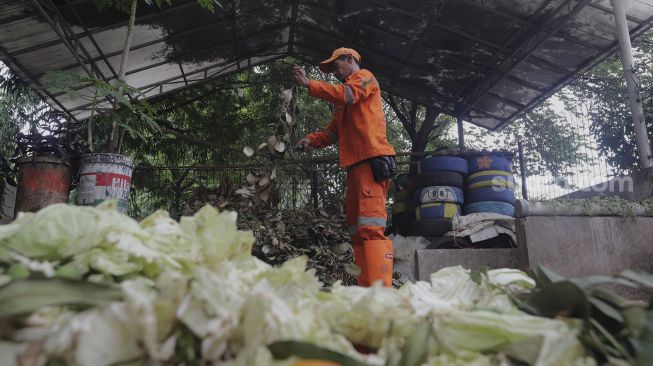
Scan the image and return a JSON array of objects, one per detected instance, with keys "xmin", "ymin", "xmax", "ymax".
[
  {"xmin": 129, "ymin": 104, "xmax": 618, "ymax": 219},
  {"xmin": 466, "ymin": 106, "xmax": 616, "ymax": 201}
]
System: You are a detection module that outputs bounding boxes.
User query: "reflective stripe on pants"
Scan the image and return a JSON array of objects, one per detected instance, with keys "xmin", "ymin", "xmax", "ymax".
[
  {"xmin": 346, "ymin": 160, "xmax": 389, "ymax": 245},
  {"xmin": 346, "ymin": 160, "xmax": 392, "ymax": 287}
]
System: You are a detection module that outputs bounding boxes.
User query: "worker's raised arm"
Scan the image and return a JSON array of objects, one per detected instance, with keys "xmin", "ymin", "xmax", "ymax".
[
  {"xmin": 308, "ymin": 71, "xmax": 378, "ymax": 106},
  {"xmin": 305, "ymin": 117, "xmax": 338, "ymax": 149}
]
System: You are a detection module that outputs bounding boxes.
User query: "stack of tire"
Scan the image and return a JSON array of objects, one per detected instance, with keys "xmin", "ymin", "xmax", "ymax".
[
  {"xmin": 463, "ymin": 152, "xmax": 516, "ymax": 217},
  {"xmin": 390, "ymin": 174, "xmax": 415, "ymax": 236},
  {"xmin": 407, "ymin": 155, "xmax": 468, "ymax": 237}
]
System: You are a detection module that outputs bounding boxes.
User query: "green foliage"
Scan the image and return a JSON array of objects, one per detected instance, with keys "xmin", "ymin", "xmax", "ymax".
[
  {"xmin": 0, "ymin": 66, "xmax": 44, "ymax": 159},
  {"xmin": 517, "ymin": 266, "xmax": 653, "ymax": 365},
  {"xmin": 464, "ymin": 101, "xmax": 591, "ymax": 184},
  {"xmin": 45, "ymin": 71, "xmax": 159, "ymax": 153},
  {"xmin": 565, "ymin": 29, "xmax": 653, "ymax": 174},
  {"xmin": 126, "ymin": 58, "xmax": 414, "ymax": 215}
]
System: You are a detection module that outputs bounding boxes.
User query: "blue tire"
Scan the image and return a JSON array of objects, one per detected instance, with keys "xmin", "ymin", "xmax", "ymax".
[
  {"xmin": 463, "ymin": 201, "xmax": 515, "ymax": 217},
  {"xmin": 415, "ymin": 202, "xmax": 461, "ymax": 220},
  {"xmin": 418, "ymin": 156, "xmax": 468, "ymax": 175},
  {"xmin": 414, "ymin": 186, "xmax": 464, "ymax": 205},
  {"xmin": 465, "ymin": 186, "xmax": 515, "ymax": 204},
  {"xmin": 466, "ymin": 170, "xmax": 516, "ymax": 190},
  {"xmin": 466, "ymin": 153, "xmax": 512, "ymax": 174}
]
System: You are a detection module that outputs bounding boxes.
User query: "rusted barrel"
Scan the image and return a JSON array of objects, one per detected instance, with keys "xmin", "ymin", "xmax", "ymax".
[
  {"xmin": 77, "ymin": 153, "xmax": 134, "ymax": 213},
  {"xmin": 14, "ymin": 156, "xmax": 72, "ymax": 216}
]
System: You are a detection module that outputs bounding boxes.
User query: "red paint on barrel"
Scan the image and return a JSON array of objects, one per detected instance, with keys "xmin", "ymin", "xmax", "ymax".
[
  {"xmin": 80, "ymin": 172, "xmax": 131, "ymax": 187},
  {"xmin": 15, "ymin": 157, "xmax": 71, "ymax": 214}
]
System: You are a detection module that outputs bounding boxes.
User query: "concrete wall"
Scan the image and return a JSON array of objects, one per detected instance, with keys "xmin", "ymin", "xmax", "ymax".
[{"xmin": 516, "ymin": 216, "xmax": 653, "ymax": 277}]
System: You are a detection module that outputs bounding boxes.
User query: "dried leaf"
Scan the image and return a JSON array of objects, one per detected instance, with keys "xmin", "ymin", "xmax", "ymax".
[
  {"xmin": 270, "ymin": 166, "xmax": 277, "ymax": 180},
  {"xmin": 336, "ymin": 242, "xmax": 351, "ymax": 255},
  {"xmin": 243, "ymin": 146, "xmax": 255, "ymax": 157},
  {"xmin": 259, "ymin": 174, "xmax": 271, "ymax": 187},
  {"xmin": 262, "ymin": 245, "xmax": 271, "ymax": 254},
  {"xmin": 259, "ymin": 190, "xmax": 270, "ymax": 202},
  {"xmin": 281, "ymin": 89, "xmax": 292, "ymax": 103},
  {"xmin": 235, "ymin": 188, "xmax": 254, "ymax": 197},
  {"xmin": 275, "ymin": 141, "xmax": 286, "ymax": 153},
  {"xmin": 344, "ymin": 262, "xmax": 361, "ymax": 277},
  {"xmin": 267, "ymin": 136, "xmax": 278, "ymax": 153},
  {"xmin": 246, "ymin": 173, "xmax": 259, "ymax": 184},
  {"xmin": 285, "ymin": 112, "xmax": 294, "ymax": 125},
  {"xmin": 257, "ymin": 142, "xmax": 268, "ymax": 150},
  {"xmin": 319, "ymin": 209, "xmax": 329, "ymax": 218}
]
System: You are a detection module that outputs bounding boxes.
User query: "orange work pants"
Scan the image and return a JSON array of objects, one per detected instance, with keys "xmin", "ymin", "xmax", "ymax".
[{"xmin": 346, "ymin": 161, "xmax": 393, "ymax": 287}]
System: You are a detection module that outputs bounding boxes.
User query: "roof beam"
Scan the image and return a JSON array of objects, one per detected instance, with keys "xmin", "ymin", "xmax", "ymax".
[
  {"xmin": 29, "ymin": 0, "xmax": 98, "ymax": 79},
  {"xmin": 346, "ymin": 0, "xmax": 369, "ymax": 46},
  {"xmin": 493, "ymin": 14, "xmax": 653, "ymax": 131},
  {"xmin": 460, "ymin": 0, "xmax": 594, "ymax": 119},
  {"xmin": 287, "ymin": 0, "xmax": 299, "ymax": 54},
  {"xmin": 61, "ymin": 0, "xmax": 119, "ymax": 79},
  {"xmin": 389, "ymin": 0, "xmax": 448, "ymax": 90},
  {"xmin": 231, "ymin": 0, "xmax": 240, "ymax": 72},
  {"xmin": 70, "ymin": 52, "xmax": 287, "ymax": 114},
  {"xmin": 0, "ymin": 44, "xmax": 77, "ymax": 122},
  {"xmin": 449, "ymin": 0, "xmax": 556, "ymax": 114},
  {"xmin": 11, "ymin": 1, "xmax": 214, "ymax": 56},
  {"xmin": 455, "ymin": 0, "xmax": 605, "ymax": 52}
]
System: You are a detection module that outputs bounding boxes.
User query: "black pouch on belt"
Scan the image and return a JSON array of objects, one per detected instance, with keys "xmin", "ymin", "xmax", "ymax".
[{"xmin": 369, "ymin": 155, "xmax": 398, "ymax": 181}]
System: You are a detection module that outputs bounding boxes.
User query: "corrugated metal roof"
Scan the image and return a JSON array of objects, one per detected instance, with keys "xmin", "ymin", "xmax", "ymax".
[{"xmin": 1, "ymin": 0, "xmax": 653, "ymax": 130}]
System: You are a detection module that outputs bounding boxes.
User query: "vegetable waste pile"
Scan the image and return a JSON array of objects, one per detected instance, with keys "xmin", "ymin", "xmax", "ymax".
[
  {"xmin": 1, "ymin": 203, "xmax": 652, "ymax": 366},
  {"xmin": 183, "ymin": 187, "xmax": 355, "ymax": 286}
]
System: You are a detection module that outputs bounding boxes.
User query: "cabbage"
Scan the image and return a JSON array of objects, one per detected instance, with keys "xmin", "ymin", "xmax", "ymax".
[{"xmin": 0, "ymin": 203, "xmax": 594, "ymax": 366}]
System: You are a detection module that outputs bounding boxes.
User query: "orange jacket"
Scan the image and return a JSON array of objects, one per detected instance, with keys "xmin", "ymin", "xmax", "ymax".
[{"xmin": 306, "ymin": 69, "xmax": 396, "ymax": 167}]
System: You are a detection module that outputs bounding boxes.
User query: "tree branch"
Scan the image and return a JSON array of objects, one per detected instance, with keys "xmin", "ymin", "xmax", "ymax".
[{"xmin": 385, "ymin": 94, "xmax": 416, "ymax": 140}]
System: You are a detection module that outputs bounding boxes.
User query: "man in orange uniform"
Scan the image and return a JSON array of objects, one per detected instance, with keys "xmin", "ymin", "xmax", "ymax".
[{"xmin": 291, "ymin": 48, "xmax": 396, "ymax": 287}]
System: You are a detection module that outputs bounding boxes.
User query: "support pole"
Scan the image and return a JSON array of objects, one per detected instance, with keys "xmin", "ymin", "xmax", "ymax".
[
  {"xmin": 611, "ymin": 0, "xmax": 653, "ymax": 169},
  {"xmin": 311, "ymin": 171, "xmax": 319, "ymax": 208},
  {"xmin": 457, "ymin": 116, "xmax": 465, "ymax": 150},
  {"xmin": 518, "ymin": 141, "xmax": 528, "ymax": 200}
]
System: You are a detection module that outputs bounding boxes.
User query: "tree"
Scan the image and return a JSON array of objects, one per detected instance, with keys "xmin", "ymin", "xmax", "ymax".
[
  {"xmin": 383, "ymin": 95, "xmax": 457, "ymax": 174},
  {"xmin": 564, "ymin": 29, "xmax": 653, "ymax": 174}
]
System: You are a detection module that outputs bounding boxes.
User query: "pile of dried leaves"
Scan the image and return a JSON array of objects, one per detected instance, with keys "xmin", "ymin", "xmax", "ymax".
[
  {"xmin": 181, "ymin": 86, "xmax": 357, "ymax": 285},
  {"xmin": 183, "ymin": 185, "xmax": 356, "ymax": 286}
]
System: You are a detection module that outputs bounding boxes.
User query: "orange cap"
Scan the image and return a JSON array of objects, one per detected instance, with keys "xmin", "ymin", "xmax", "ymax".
[{"xmin": 318, "ymin": 47, "xmax": 361, "ymax": 73}]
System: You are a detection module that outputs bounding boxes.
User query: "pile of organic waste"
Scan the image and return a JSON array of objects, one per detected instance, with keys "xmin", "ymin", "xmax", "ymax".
[{"xmin": 1, "ymin": 202, "xmax": 652, "ymax": 366}]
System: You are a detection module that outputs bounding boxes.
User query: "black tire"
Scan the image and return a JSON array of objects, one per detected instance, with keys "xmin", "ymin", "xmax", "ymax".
[
  {"xmin": 465, "ymin": 187, "xmax": 516, "ymax": 204},
  {"xmin": 414, "ymin": 186, "xmax": 464, "ymax": 205},
  {"xmin": 394, "ymin": 189, "xmax": 413, "ymax": 202},
  {"xmin": 407, "ymin": 218, "xmax": 452, "ymax": 237},
  {"xmin": 414, "ymin": 171, "xmax": 464, "ymax": 189},
  {"xmin": 418, "ymin": 156, "xmax": 468, "ymax": 175},
  {"xmin": 463, "ymin": 201, "xmax": 515, "ymax": 216},
  {"xmin": 395, "ymin": 173, "xmax": 410, "ymax": 190},
  {"xmin": 415, "ymin": 203, "xmax": 461, "ymax": 219},
  {"xmin": 426, "ymin": 236, "xmax": 472, "ymax": 249},
  {"xmin": 466, "ymin": 153, "xmax": 512, "ymax": 174},
  {"xmin": 391, "ymin": 200, "xmax": 409, "ymax": 215}
]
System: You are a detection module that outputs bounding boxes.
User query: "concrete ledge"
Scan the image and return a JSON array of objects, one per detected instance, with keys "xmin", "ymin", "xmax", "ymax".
[
  {"xmin": 415, "ymin": 248, "xmax": 519, "ymax": 281},
  {"xmin": 516, "ymin": 216, "xmax": 653, "ymax": 277}
]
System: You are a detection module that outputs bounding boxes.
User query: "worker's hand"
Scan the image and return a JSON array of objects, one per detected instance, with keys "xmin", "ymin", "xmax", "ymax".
[
  {"xmin": 295, "ymin": 137, "xmax": 312, "ymax": 152},
  {"xmin": 292, "ymin": 64, "xmax": 309, "ymax": 88}
]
